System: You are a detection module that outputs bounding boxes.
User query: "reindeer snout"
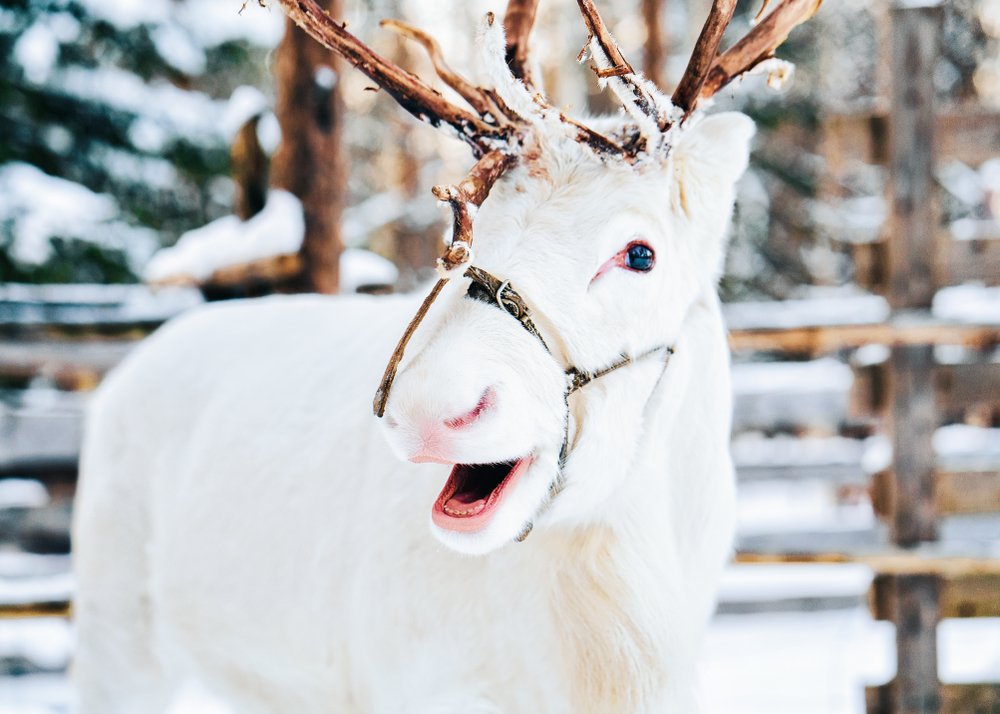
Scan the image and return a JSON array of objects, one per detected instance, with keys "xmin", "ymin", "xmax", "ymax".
[
  {"xmin": 443, "ymin": 387, "xmax": 495, "ymax": 430},
  {"xmin": 384, "ymin": 385, "xmax": 498, "ymax": 464}
]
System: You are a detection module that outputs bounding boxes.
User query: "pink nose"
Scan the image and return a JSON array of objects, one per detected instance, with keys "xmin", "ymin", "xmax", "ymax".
[{"xmin": 403, "ymin": 388, "xmax": 496, "ymax": 464}]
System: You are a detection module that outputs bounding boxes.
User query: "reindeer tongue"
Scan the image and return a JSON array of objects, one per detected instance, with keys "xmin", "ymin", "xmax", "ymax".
[
  {"xmin": 432, "ymin": 458, "xmax": 531, "ymax": 533},
  {"xmin": 441, "ymin": 462, "xmax": 512, "ymax": 516}
]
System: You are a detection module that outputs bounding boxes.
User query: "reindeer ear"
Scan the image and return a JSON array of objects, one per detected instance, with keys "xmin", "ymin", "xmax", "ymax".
[{"xmin": 671, "ymin": 112, "xmax": 755, "ymax": 218}]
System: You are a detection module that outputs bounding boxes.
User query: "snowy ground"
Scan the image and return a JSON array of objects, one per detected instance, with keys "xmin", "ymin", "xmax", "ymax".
[{"xmin": 2, "ymin": 562, "xmax": 999, "ymax": 713}]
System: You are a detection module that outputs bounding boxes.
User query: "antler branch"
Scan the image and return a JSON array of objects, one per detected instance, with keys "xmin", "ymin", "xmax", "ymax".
[
  {"xmin": 275, "ymin": 0, "xmax": 507, "ymax": 153},
  {"xmin": 504, "ymin": 0, "xmax": 541, "ymax": 88},
  {"xmin": 380, "ymin": 19, "xmax": 508, "ymax": 122},
  {"xmin": 434, "ymin": 150, "xmax": 516, "ymax": 271},
  {"xmin": 372, "ymin": 150, "xmax": 514, "ymax": 419},
  {"xmin": 671, "ymin": 0, "xmax": 738, "ymax": 116},
  {"xmin": 699, "ymin": 0, "xmax": 823, "ymax": 100},
  {"xmin": 575, "ymin": 0, "xmax": 661, "ymax": 125},
  {"xmin": 559, "ymin": 114, "xmax": 627, "ymax": 158}
]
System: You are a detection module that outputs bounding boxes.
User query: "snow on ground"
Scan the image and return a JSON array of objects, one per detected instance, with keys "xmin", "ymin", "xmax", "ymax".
[
  {"xmin": 702, "ymin": 607, "xmax": 895, "ymax": 714},
  {"xmin": 1, "ymin": 569, "xmax": 998, "ymax": 714},
  {"xmin": 719, "ymin": 563, "xmax": 874, "ymax": 604}
]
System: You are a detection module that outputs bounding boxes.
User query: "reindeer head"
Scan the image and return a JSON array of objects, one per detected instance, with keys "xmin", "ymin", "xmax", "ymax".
[{"xmin": 278, "ymin": 0, "xmax": 822, "ymax": 554}]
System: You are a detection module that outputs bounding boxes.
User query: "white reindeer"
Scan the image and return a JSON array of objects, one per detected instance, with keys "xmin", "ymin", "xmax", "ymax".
[{"xmin": 72, "ymin": 1, "xmax": 820, "ymax": 712}]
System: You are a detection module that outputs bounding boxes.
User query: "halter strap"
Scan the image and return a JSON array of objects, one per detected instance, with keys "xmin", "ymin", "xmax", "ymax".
[
  {"xmin": 464, "ymin": 265, "xmax": 550, "ymax": 354},
  {"xmin": 463, "ymin": 266, "xmax": 673, "ymax": 473},
  {"xmin": 372, "ymin": 265, "xmax": 674, "ymax": 542},
  {"xmin": 565, "ymin": 344, "xmax": 673, "ymax": 396}
]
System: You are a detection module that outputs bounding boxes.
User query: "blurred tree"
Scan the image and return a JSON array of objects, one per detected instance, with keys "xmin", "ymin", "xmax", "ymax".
[
  {"xmin": 0, "ymin": 0, "xmax": 281, "ymax": 283},
  {"xmin": 642, "ymin": 0, "xmax": 667, "ymax": 88},
  {"xmin": 270, "ymin": 0, "xmax": 345, "ymax": 294}
]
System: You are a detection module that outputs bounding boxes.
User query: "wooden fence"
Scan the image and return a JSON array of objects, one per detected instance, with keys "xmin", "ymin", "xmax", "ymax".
[
  {"xmin": 737, "ymin": 2, "xmax": 1000, "ymax": 711},
  {"xmin": 2, "ymin": 2, "xmax": 1000, "ymax": 710}
]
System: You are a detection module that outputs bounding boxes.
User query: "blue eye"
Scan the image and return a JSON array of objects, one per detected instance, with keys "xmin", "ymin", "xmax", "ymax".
[{"xmin": 624, "ymin": 243, "xmax": 655, "ymax": 272}]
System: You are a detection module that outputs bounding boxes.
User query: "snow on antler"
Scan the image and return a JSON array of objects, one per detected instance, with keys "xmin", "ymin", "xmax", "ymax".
[
  {"xmin": 274, "ymin": 0, "xmax": 823, "ymax": 163},
  {"xmin": 274, "ymin": 0, "xmax": 509, "ymax": 153},
  {"xmin": 574, "ymin": 0, "xmax": 673, "ymax": 148}
]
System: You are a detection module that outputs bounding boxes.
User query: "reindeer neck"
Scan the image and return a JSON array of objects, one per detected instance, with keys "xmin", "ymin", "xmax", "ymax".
[
  {"xmin": 599, "ymin": 285, "xmax": 734, "ymax": 538},
  {"xmin": 535, "ymin": 289, "xmax": 734, "ymax": 713}
]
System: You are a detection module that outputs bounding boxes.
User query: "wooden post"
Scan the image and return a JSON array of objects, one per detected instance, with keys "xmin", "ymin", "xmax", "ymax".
[
  {"xmin": 871, "ymin": 574, "xmax": 942, "ymax": 714},
  {"xmin": 875, "ymin": 4, "xmax": 945, "ymax": 713},
  {"xmin": 886, "ymin": 0, "xmax": 941, "ymax": 311},
  {"xmin": 888, "ymin": 344, "xmax": 939, "ymax": 546},
  {"xmin": 885, "ymin": 0, "xmax": 942, "ymax": 546},
  {"xmin": 270, "ymin": 0, "xmax": 345, "ymax": 295}
]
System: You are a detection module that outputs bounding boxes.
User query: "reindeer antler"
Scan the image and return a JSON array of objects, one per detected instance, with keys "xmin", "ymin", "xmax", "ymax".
[
  {"xmin": 698, "ymin": 0, "xmax": 823, "ymax": 101},
  {"xmin": 372, "ymin": 149, "xmax": 516, "ymax": 418},
  {"xmin": 380, "ymin": 19, "xmax": 509, "ymax": 122},
  {"xmin": 269, "ymin": 0, "xmax": 824, "ymax": 416},
  {"xmin": 575, "ymin": 0, "xmax": 664, "ymax": 131},
  {"xmin": 571, "ymin": 0, "xmax": 823, "ymax": 141},
  {"xmin": 277, "ymin": 0, "xmax": 824, "ymax": 181},
  {"xmin": 276, "ymin": 0, "xmax": 508, "ymax": 154},
  {"xmin": 434, "ymin": 150, "xmax": 517, "ymax": 273},
  {"xmin": 674, "ymin": 0, "xmax": 823, "ymax": 117},
  {"xmin": 671, "ymin": 0, "xmax": 739, "ymax": 115}
]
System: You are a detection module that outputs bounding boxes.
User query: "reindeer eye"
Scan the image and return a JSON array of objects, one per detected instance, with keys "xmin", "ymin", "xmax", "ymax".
[{"xmin": 624, "ymin": 243, "xmax": 655, "ymax": 272}]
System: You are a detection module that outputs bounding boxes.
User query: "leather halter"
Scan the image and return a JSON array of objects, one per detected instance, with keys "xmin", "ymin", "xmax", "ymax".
[
  {"xmin": 372, "ymin": 266, "xmax": 674, "ymax": 536},
  {"xmin": 462, "ymin": 265, "xmax": 672, "ymax": 461}
]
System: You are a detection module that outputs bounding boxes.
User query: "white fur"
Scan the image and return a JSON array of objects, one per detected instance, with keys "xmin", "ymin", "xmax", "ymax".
[{"xmin": 73, "ymin": 113, "xmax": 754, "ymax": 713}]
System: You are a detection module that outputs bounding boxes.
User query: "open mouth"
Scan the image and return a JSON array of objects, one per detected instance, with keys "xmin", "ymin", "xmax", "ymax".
[{"xmin": 431, "ymin": 456, "xmax": 532, "ymax": 533}]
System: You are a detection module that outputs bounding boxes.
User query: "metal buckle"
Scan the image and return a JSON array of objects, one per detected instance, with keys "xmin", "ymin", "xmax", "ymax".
[{"xmin": 495, "ymin": 280, "xmax": 511, "ymax": 311}]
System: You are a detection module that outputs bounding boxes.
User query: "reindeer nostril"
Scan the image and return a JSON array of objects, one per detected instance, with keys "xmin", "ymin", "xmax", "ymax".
[{"xmin": 444, "ymin": 387, "xmax": 495, "ymax": 430}]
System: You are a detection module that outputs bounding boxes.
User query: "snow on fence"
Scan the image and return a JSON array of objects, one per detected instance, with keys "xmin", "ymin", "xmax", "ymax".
[{"xmin": 2, "ymin": 5, "xmax": 1000, "ymax": 713}]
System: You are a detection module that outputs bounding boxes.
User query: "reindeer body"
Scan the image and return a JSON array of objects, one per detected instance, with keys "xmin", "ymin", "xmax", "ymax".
[
  {"xmin": 74, "ymin": 0, "xmax": 822, "ymax": 709},
  {"xmin": 74, "ymin": 288, "xmax": 733, "ymax": 714},
  {"xmin": 74, "ymin": 134, "xmax": 743, "ymax": 712}
]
